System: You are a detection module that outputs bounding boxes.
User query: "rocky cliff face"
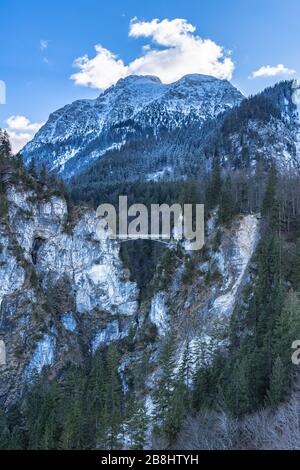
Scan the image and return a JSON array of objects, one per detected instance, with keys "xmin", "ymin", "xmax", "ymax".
[
  {"xmin": 0, "ymin": 172, "xmax": 260, "ymax": 409},
  {"xmin": 0, "ymin": 171, "xmax": 139, "ymax": 406},
  {"xmin": 148, "ymin": 213, "xmax": 259, "ymax": 365}
]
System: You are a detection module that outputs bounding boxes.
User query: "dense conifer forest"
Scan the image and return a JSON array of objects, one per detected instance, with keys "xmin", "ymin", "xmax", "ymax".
[{"xmin": 2, "ymin": 138, "xmax": 300, "ymax": 449}]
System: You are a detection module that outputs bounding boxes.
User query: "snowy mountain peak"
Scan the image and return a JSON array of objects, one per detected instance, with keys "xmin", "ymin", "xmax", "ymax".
[
  {"xmin": 176, "ymin": 73, "xmax": 226, "ymax": 83},
  {"xmin": 113, "ymin": 74, "xmax": 162, "ymax": 87},
  {"xmin": 22, "ymin": 74, "xmax": 244, "ymax": 179}
]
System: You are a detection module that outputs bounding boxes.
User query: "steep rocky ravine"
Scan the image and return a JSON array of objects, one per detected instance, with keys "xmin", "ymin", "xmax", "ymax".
[
  {"xmin": 0, "ymin": 157, "xmax": 139, "ymax": 406},
  {"xmin": 0, "ymin": 143, "xmax": 260, "ymax": 411}
]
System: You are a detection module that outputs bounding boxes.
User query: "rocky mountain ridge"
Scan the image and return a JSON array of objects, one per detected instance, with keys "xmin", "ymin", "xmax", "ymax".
[{"xmin": 22, "ymin": 74, "xmax": 244, "ymax": 179}]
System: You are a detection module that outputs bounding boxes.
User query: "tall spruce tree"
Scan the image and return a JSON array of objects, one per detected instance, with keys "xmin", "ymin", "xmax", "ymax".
[
  {"xmin": 205, "ymin": 157, "xmax": 222, "ymax": 210},
  {"xmin": 126, "ymin": 397, "xmax": 149, "ymax": 450},
  {"xmin": 219, "ymin": 175, "xmax": 234, "ymax": 225},
  {"xmin": 97, "ymin": 345, "xmax": 123, "ymax": 450},
  {"xmin": 262, "ymin": 163, "xmax": 280, "ymax": 229},
  {"xmin": 152, "ymin": 335, "xmax": 176, "ymax": 436},
  {"xmin": 266, "ymin": 356, "xmax": 285, "ymax": 408},
  {"xmin": 164, "ymin": 379, "xmax": 186, "ymax": 445},
  {"xmin": 291, "ymin": 238, "xmax": 300, "ymax": 291}
]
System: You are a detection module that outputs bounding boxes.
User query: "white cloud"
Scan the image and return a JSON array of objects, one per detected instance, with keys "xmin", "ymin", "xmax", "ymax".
[
  {"xmin": 250, "ymin": 64, "xmax": 296, "ymax": 79},
  {"xmin": 40, "ymin": 39, "xmax": 48, "ymax": 50},
  {"xmin": 71, "ymin": 45, "xmax": 127, "ymax": 89},
  {"xmin": 129, "ymin": 17, "xmax": 196, "ymax": 46},
  {"xmin": 5, "ymin": 116, "xmax": 44, "ymax": 154},
  {"xmin": 71, "ymin": 18, "xmax": 235, "ymax": 90}
]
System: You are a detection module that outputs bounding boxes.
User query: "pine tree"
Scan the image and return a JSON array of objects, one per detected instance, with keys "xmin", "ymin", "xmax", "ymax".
[
  {"xmin": 152, "ymin": 335, "xmax": 176, "ymax": 435},
  {"xmin": 291, "ymin": 238, "xmax": 300, "ymax": 290},
  {"xmin": 262, "ymin": 163, "xmax": 280, "ymax": 229},
  {"xmin": 229, "ymin": 358, "xmax": 251, "ymax": 416},
  {"xmin": 96, "ymin": 345, "xmax": 123, "ymax": 450},
  {"xmin": 0, "ymin": 408, "xmax": 10, "ymax": 450},
  {"xmin": 127, "ymin": 398, "xmax": 149, "ymax": 450},
  {"xmin": 164, "ymin": 379, "xmax": 186, "ymax": 446},
  {"xmin": 178, "ymin": 341, "xmax": 193, "ymax": 389},
  {"xmin": 266, "ymin": 356, "xmax": 285, "ymax": 408},
  {"xmin": 87, "ymin": 352, "xmax": 107, "ymax": 447},
  {"xmin": 58, "ymin": 367, "xmax": 86, "ymax": 450},
  {"xmin": 59, "ymin": 396, "xmax": 83, "ymax": 450},
  {"xmin": 28, "ymin": 158, "xmax": 37, "ymax": 178},
  {"xmin": 205, "ymin": 157, "xmax": 222, "ymax": 210},
  {"xmin": 8, "ymin": 426, "xmax": 24, "ymax": 450},
  {"xmin": 192, "ymin": 366, "xmax": 213, "ymax": 410},
  {"xmin": 0, "ymin": 131, "xmax": 11, "ymax": 157},
  {"xmin": 161, "ymin": 342, "xmax": 194, "ymax": 445},
  {"xmin": 219, "ymin": 176, "xmax": 234, "ymax": 225},
  {"xmin": 39, "ymin": 163, "xmax": 48, "ymax": 184},
  {"xmin": 42, "ymin": 413, "xmax": 56, "ymax": 450}
]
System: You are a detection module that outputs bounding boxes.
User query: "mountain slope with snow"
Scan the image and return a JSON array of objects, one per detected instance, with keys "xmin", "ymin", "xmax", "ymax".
[
  {"xmin": 201, "ymin": 80, "xmax": 300, "ymax": 172},
  {"xmin": 22, "ymin": 74, "xmax": 244, "ymax": 179}
]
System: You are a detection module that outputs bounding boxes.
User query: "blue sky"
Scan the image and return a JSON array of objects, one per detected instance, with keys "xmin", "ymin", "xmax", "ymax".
[{"xmin": 1, "ymin": 0, "xmax": 300, "ymax": 151}]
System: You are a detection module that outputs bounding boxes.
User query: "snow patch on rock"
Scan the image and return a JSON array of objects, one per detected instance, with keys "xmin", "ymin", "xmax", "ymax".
[
  {"xmin": 62, "ymin": 313, "xmax": 77, "ymax": 332},
  {"xmin": 25, "ymin": 334, "xmax": 56, "ymax": 378},
  {"xmin": 0, "ymin": 235, "xmax": 25, "ymax": 309},
  {"xmin": 92, "ymin": 320, "xmax": 127, "ymax": 353},
  {"xmin": 150, "ymin": 293, "xmax": 168, "ymax": 336},
  {"xmin": 211, "ymin": 214, "xmax": 259, "ymax": 317}
]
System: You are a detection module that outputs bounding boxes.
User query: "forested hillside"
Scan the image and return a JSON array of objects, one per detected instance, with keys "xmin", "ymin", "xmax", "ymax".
[{"xmin": 2, "ymin": 122, "xmax": 300, "ymax": 448}]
